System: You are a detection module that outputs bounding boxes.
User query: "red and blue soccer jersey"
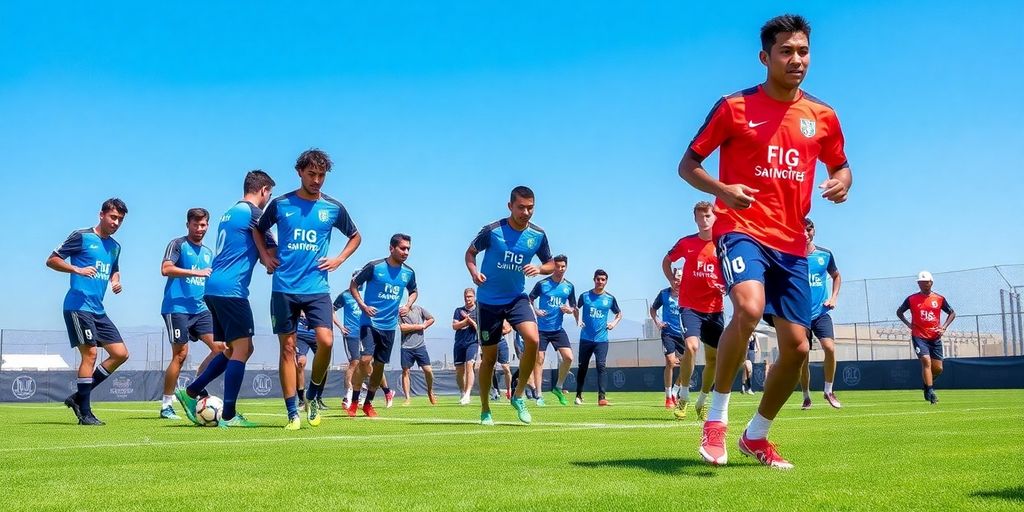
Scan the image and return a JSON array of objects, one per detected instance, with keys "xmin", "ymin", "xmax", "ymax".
[
  {"xmin": 901, "ymin": 292, "xmax": 954, "ymax": 340},
  {"xmin": 667, "ymin": 234, "xmax": 724, "ymax": 314},
  {"xmin": 689, "ymin": 85, "xmax": 848, "ymax": 256}
]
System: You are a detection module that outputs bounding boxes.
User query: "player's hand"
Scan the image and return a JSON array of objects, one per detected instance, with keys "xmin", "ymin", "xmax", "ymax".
[
  {"xmin": 399, "ymin": 304, "xmax": 410, "ymax": 316},
  {"xmin": 361, "ymin": 304, "xmax": 378, "ymax": 317},
  {"xmin": 824, "ymin": 299, "xmax": 836, "ymax": 310},
  {"xmin": 523, "ymin": 264, "xmax": 540, "ymax": 277},
  {"xmin": 318, "ymin": 257, "xmax": 343, "ymax": 272},
  {"xmin": 471, "ymin": 272, "xmax": 487, "ymax": 285},
  {"xmin": 607, "ymin": 322, "xmax": 616, "ymax": 330},
  {"xmin": 819, "ymin": 177, "xmax": 849, "ymax": 204},
  {"xmin": 75, "ymin": 266, "xmax": 98, "ymax": 278},
  {"xmin": 560, "ymin": 305, "xmax": 574, "ymax": 314},
  {"xmin": 936, "ymin": 326, "xmax": 946, "ymax": 335},
  {"xmin": 111, "ymin": 280, "xmax": 123, "ymax": 294},
  {"xmin": 718, "ymin": 184, "xmax": 759, "ymax": 209},
  {"xmin": 342, "ymin": 326, "xmax": 350, "ymax": 336},
  {"xmin": 261, "ymin": 255, "xmax": 280, "ymax": 273},
  {"xmin": 193, "ymin": 268, "xmax": 212, "ymax": 278},
  {"xmin": 535, "ymin": 309, "xmax": 547, "ymax": 317},
  {"xmin": 656, "ymin": 321, "xmax": 666, "ymax": 330},
  {"xmin": 578, "ymin": 320, "xmax": 584, "ymax": 328}
]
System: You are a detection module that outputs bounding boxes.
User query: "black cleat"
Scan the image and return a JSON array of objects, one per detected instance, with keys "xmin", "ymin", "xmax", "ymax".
[
  {"xmin": 79, "ymin": 414, "xmax": 105, "ymax": 426},
  {"xmin": 315, "ymin": 397, "xmax": 330, "ymax": 410},
  {"xmin": 64, "ymin": 394, "xmax": 84, "ymax": 422},
  {"xmin": 927, "ymin": 391, "xmax": 938, "ymax": 405}
]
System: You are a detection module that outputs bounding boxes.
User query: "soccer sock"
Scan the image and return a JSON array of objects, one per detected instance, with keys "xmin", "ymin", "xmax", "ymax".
[
  {"xmin": 315, "ymin": 385, "xmax": 325, "ymax": 400},
  {"xmin": 695, "ymin": 392, "xmax": 708, "ymax": 409},
  {"xmin": 90, "ymin": 365, "xmax": 111, "ymax": 388},
  {"xmin": 745, "ymin": 413, "xmax": 772, "ymax": 440},
  {"xmin": 76, "ymin": 377, "xmax": 93, "ymax": 415},
  {"xmin": 187, "ymin": 352, "xmax": 229, "ymax": 398},
  {"xmin": 680, "ymin": 388, "xmax": 690, "ymax": 401},
  {"xmin": 803, "ymin": 389, "xmax": 811, "ymax": 400},
  {"xmin": 197, "ymin": 389, "xmax": 210, "ymax": 398},
  {"xmin": 556, "ymin": 375, "xmax": 566, "ymax": 389},
  {"xmin": 365, "ymin": 389, "xmax": 377, "ymax": 404},
  {"xmin": 161, "ymin": 395, "xmax": 174, "ymax": 408},
  {"xmin": 284, "ymin": 395, "xmax": 299, "ymax": 419},
  {"xmin": 351, "ymin": 389, "xmax": 361, "ymax": 406},
  {"xmin": 222, "ymin": 360, "xmax": 245, "ymax": 421},
  {"xmin": 298, "ymin": 388, "xmax": 306, "ymax": 401},
  {"xmin": 824, "ymin": 381, "xmax": 834, "ymax": 395},
  {"xmin": 345, "ymin": 387, "xmax": 353, "ymax": 403},
  {"xmin": 381, "ymin": 386, "xmax": 391, "ymax": 395},
  {"xmin": 305, "ymin": 381, "xmax": 323, "ymax": 402},
  {"xmin": 665, "ymin": 387, "xmax": 672, "ymax": 398},
  {"xmin": 707, "ymin": 391, "xmax": 731, "ymax": 423}
]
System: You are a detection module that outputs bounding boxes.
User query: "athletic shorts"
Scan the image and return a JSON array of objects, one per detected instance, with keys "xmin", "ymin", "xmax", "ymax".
[
  {"xmin": 540, "ymin": 329, "xmax": 571, "ymax": 351},
  {"xmin": 361, "ymin": 325, "xmax": 396, "ymax": 365},
  {"xmin": 401, "ymin": 345, "xmax": 431, "ymax": 369},
  {"xmin": 808, "ymin": 313, "xmax": 835, "ymax": 348},
  {"xmin": 661, "ymin": 332, "xmax": 685, "ymax": 356},
  {"xmin": 912, "ymin": 336, "xmax": 943, "ymax": 361},
  {"xmin": 63, "ymin": 310, "xmax": 123, "ymax": 348},
  {"xmin": 296, "ymin": 332, "xmax": 318, "ymax": 357},
  {"xmin": 453, "ymin": 340, "xmax": 479, "ymax": 366},
  {"xmin": 746, "ymin": 349, "xmax": 757, "ymax": 362},
  {"xmin": 270, "ymin": 292, "xmax": 333, "ymax": 334},
  {"xmin": 204, "ymin": 295, "xmax": 254, "ymax": 342},
  {"xmin": 163, "ymin": 311, "xmax": 214, "ymax": 344},
  {"xmin": 680, "ymin": 308, "xmax": 725, "ymax": 348},
  {"xmin": 344, "ymin": 335, "xmax": 362, "ymax": 361},
  {"xmin": 496, "ymin": 340, "xmax": 510, "ymax": 365},
  {"xmin": 478, "ymin": 295, "xmax": 536, "ymax": 347},
  {"xmin": 717, "ymin": 232, "xmax": 811, "ymax": 328}
]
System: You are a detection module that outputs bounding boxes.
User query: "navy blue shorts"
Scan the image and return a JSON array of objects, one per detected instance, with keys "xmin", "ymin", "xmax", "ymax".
[
  {"xmin": 270, "ymin": 292, "xmax": 334, "ymax": 335},
  {"xmin": 746, "ymin": 349, "xmax": 757, "ymax": 362},
  {"xmin": 296, "ymin": 333, "xmax": 318, "ymax": 357},
  {"xmin": 401, "ymin": 345, "xmax": 431, "ymax": 369},
  {"xmin": 163, "ymin": 311, "xmax": 214, "ymax": 344},
  {"xmin": 496, "ymin": 340, "xmax": 510, "ymax": 365},
  {"xmin": 361, "ymin": 325, "xmax": 396, "ymax": 365},
  {"xmin": 808, "ymin": 313, "xmax": 835, "ymax": 347},
  {"xmin": 63, "ymin": 310, "xmax": 123, "ymax": 348},
  {"xmin": 661, "ymin": 332, "xmax": 685, "ymax": 356},
  {"xmin": 540, "ymin": 329, "xmax": 571, "ymax": 351},
  {"xmin": 204, "ymin": 296, "xmax": 254, "ymax": 342},
  {"xmin": 453, "ymin": 340, "xmax": 479, "ymax": 366},
  {"xmin": 344, "ymin": 336, "xmax": 362, "ymax": 361},
  {"xmin": 912, "ymin": 336, "xmax": 943, "ymax": 360},
  {"xmin": 717, "ymin": 232, "xmax": 811, "ymax": 328},
  {"xmin": 478, "ymin": 295, "xmax": 536, "ymax": 347},
  {"xmin": 680, "ymin": 308, "xmax": 725, "ymax": 348}
]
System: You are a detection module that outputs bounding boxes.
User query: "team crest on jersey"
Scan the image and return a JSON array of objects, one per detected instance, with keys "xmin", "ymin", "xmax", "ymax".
[
  {"xmin": 526, "ymin": 238, "xmax": 535, "ymax": 249},
  {"xmin": 800, "ymin": 118, "xmax": 816, "ymax": 138},
  {"xmin": 817, "ymin": 256, "xmax": 825, "ymax": 265},
  {"xmin": 203, "ymin": 254, "xmax": 211, "ymax": 263},
  {"xmin": 401, "ymin": 274, "xmax": 409, "ymax": 282},
  {"xmin": 931, "ymin": 300, "xmax": 938, "ymax": 308},
  {"xmin": 318, "ymin": 210, "xmax": 330, "ymax": 223}
]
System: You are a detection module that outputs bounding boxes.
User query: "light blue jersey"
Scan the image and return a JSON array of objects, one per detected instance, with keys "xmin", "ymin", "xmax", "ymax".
[
  {"xmin": 808, "ymin": 246, "xmax": 838, "ymax": 320},
  {"xmin": 161, "ymin": 236, "xmax": 213, "ymax": 314},
  {"xmin": 205, "ymin": 201, "xmax": 276, "ymax": 298},
  {"xmin": 257, "ymin": 192, "xmax": 358, "ymax": 295},
  {"xmin": 333, "ymin": 291, "xmax": 363, "ymax": 335},
  {"xmin": 652, "ymin": 288, "xmax": 682, "ymax": 337},
  {"xmin": 471, "ymin": 218, "xmax": 552, "ymax": 305},
  {"xmin": 54, "ymin": 228, "xmax": 121, "ymax": 314},
  {"xmin": 578, "ymin": 290, "xmax": 621, "ymax": 342},
  {"xmin": 354, "ymin": 259, "xmax": 417, "ymax": 330},
  {"xmin": 529, "ymin": 277, "xmax": 576, "ymax": 332}
]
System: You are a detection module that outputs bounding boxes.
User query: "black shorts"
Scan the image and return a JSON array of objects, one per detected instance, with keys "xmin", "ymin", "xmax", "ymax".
[
  {"xmin": 680, "ymin": 308, "xmax": 725, "ymax": 348},
  {"xmin": 539, "ymin": 329, "xmax": 571, "ymax": 351},
  {"xmin": 361, "ymin": 325, "xmax": 396, "ymax": 365},
  {"xmin": 912, "ymin": 336, "xmax": 944, "ymax": 361},
  {"xmin": 344, "ymin": 336, "xmax": 362, "ymax": 361},
  {"xmin": 163, "ymin": 311, "xmax": 214, "ymax": 344},
  {"xmin": 270, "ymin": 292, "xmax": 334, "ymax": 334},
  {"xmin": 661, "ymin": 332, "xmax": 685, "ymax": 356},
  {"xmin": 808, "ymin": 313, "xmax": 835, "ymax": 348},
  {"xmin": 63, "ymin": 310, "xmax": 123, "ymax": 348},
  {"xmin": 296, "ymin": 333, "xmax": 318, "ymax": 357},
  {"xmin": 453, "ymin": 341, "xmax": 479, "ymax": 366},
  {"xmin": 478, "ymin": 295, "xmax": 536, "ymax": 347},
  {"xmin": 204, "ymin": 296, "xmax": 254, "ymax": 342},
  {"xmin": 401, "ymin": 345, "xmax": 431, "ymax": 369}
]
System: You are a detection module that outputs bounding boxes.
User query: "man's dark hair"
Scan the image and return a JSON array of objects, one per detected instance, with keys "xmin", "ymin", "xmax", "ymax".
[
  {"xmin": 390, "ymin": 233, "xmax": 412, "ymax": 248},
  {"xmin": 760, "ymin": 14, "xmax": 811, "ymax": 53},
  {"xmin": 243, "ymin": 170, "xmax": 276, "ymax": 194},
  {"xmin": 594, "ymin": 269, "xmax": 608, "ymax": 279},
  {"xmin": 295, "ymin": 148, "xmax": 333, "ymax": 173},
  {"xmin": 804, "ymin": 217, "xmax": 814, "ymax": 228},
  {"xmin": 510, "ymin": 186, "xmax": 535, "ymax": 203},
  {"xmin": 187, "ymin": 208, "xmax": 210, "ymax": 222},
  {"xmin": 101, "ymin": 198, "xmax": 128, "ymax": 215},
  {"xmin": 554, "ymin": 254, "xmax": 568, "ymax": 264}
]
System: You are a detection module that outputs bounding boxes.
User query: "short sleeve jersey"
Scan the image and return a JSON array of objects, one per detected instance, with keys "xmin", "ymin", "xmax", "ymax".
[
  {"xmin": 400, "ymin": 305, "xmax": 433, "ymax": 350},
  {"xmin": 471, "ymin": 218, "xmax": 552, "ymax": 305},
  {"xmin": 667, "ymin": 234, "xmax": 724, "ymax": 313},
  {"xmin": 161, "ymin": 236, "xmax": 214, "ymax": 314},
  {"xmin": 578, "ymin": 291, "xmax": 621, "ymax": 343},
  {"xmin": 256, "ymin": 192, "xmax": 358, "ymax": 295},
  {"xmin": 333, "ymin": 291, "xmax": 363, "ymax": 336},
  {"xmin": 529, "ymin": 277, "xmax": 577, "ymax": 333},
  {"xmin": 901, "ymin": 292, "xmax": 954, "ymax": 340},
  {"xmin": 808, "ymin": 246, "xmax": 838, "ymax": 320},
  {"xmin": 353, "ymin": 259, "xmax": 417, "ymax": 330},
  {"xmin": 651, "ymin": 288, "xmax": 682, "ymax": 337},
  {"xmin": 453, "ymin": 306, "xmax": 479, "ymax": 345},
  {"xmin": 689, "ymin": 85, "xmax": 848, "ymax": 256},
  {"xmin": 54, "ymin": 228, "xmax": 121, "ymax": 314},
  {"xmin": 205, "ymin": 201, "xmax": 277, "ymax": 299}
]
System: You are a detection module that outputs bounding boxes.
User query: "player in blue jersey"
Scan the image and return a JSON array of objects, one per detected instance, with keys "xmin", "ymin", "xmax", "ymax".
[
  {"xmin": 651, "ymin": 269, "xmax": 684, "ymax": 409},
  {"xmin": 529, "ymin": 254, "xmax": 577, "ymax": 406},
  {"xmin": 158, "ymin": 208, "xmax": 224, "ymax": 420},
  {"xmin": 346, "ymin": 234, "xmax": 417, "ymax": 418},
  {"xmin": 174, "ymin": 170, "xmax": 276, "ymax": 428},
  {"xmin": 295, "ymin": 312, "xmax": 325, "ymax": 411},
  {"xmin": 255, "ymin": 149, "xmax": 361, "ymax": 430},
  {"xmin": 575, "ymin": 269, "xmax": 622, "ymax": 406},
  {"xmin": 799, "ymin": 218, "xmax": 843, "ymax": 409},
  {"xmin": 465, "ymin": 186, "xmax": 556, "ymax": 425},
  {"xmin": 334, "ymin": 271, "xmax": 363, "ymax": 408},
  {"xmin": 452, "ymin": 288, "xmax": 480, "ymax": 405},
  {"xmin": 47, "ymin": 198, "xmax": 128, "ymax": 426}
]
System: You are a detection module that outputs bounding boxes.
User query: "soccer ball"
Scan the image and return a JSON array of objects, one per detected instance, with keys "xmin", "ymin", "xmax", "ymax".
[{"xmin": 195, "ymin": 396, "xmax": 223, "ymax": 427}]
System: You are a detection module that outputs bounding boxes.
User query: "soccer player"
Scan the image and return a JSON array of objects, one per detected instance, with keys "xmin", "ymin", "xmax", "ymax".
[
  {"xmin": 529, "ymin": 254, "xmax": 577, "ymax": 406},
  {"xmin": 399, "ymin": 304, "xmax": 437, "ymax": 406},
  {"xmin": 254, "ymin": 149, "xmax": 361, "ymax": 430},
  {"xmin": 679, "ymin": 15, "xmax": 852, "ymax": 469},
  {"xmin": 159, "ymin": 208, "xmax": 224, "ymax": 420},
  {"xmin": 799, "ymin": 218, "xmax": 843, "ymax": 409},
  {"xmin": 333, "ymin": 271, "xmax": 363, "ymax": 408},
  {"xmin": 346, "ymin": 234, "xmax": 417, "ymax": 418},
  {"xmin": 897, "ymin": 271, "xmax": 956, "ymax": 404},
  {"xmin": 465, "ymin": 186, "xmax": 555, "ymax": 425},
  {"xmin": 48, "ymin": 198, "xmax": 129, "ymax": 426},
  {"xmin": 175, "ymin": 170, "xmax": 276, "ymax": 428},
  {"xmin": 651, "ymin": 269, "xmax": 684, "ymax": 409},
  {"xmin": 742, "ymin": 334, "xmax": 760, "ymax": 394},
  {"xmin": 663, "ymin": 201, "xmax": 725, "ymax": 421},
  {"xmin": 295, "ymin": 312, "xmax": 325, "ymax": 411},
  {"xmin": 575, "ymin": 269, "xmax": 622, "ymax": 406},
  {"xmin": 452, "ymin": 288, "xmax": 479, "ymax": 405},
  {"xmin": 492, "ymin": 320, "xmax": 514, "ymax": 401}
]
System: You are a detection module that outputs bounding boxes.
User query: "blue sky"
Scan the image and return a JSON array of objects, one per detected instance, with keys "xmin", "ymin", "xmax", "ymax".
[{"xmin": 2, "ymin": 1, "xmax": 1022, "ymax": 333}]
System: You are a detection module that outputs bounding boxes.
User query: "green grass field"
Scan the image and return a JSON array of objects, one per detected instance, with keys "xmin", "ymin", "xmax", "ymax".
[{"xmin": 1, "ymin": 390, "xmax": 1022, "ymax": 511}]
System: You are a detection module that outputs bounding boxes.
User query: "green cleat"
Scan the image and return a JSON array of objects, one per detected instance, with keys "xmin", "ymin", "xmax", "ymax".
[
  {"xmin": 536, "ymin": 397, "xmax": 546, "ymax": 407},
  {"xmin": 284, "ymin": 415, "xmax": 302, "ymax": 431},
  {"xmin": 510, "ymin": 397, "xmax": 532, "ymax": 424},
  {"xmin": 673, "ymin": 399, "xmax": 689, "ymax": 420},
  {"xmin": 219, "ymin": 413, "xmax": 258, "ymax": 428},
  {"xmin": 174, "ymin": 388, "xmax": 200, "ymax": 426},
  {"xmin": 480, "ymin": 411, "xmax": 495, "ymax": 426},
  {"xmin": 551, "ymin": 387, "xmax": 569, "ymax": 406},
  {"xmin": 695, "ymin": 402, "xmax": 708, "ymax": 421},
  {"xmin": 307, "ymin": 395, "xmax": 321, "ymax": 427}
]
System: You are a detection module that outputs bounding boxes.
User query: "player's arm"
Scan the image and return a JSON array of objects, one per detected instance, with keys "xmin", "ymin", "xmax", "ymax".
[
  {"xmin": 253, "ymin": 201, "xmax": 280, "ymax": 272},
  {"xmin": 400, "ymin": 274, "xmax": 418, "ymax": 315},
  {"xmin": 608, "ymin": 297, "xmax": 623, "ymax": 330},
  {"xmin": 160, "ymin": 240, "xmax": 209, "ymax": 278},
  {"xmin": 465, "ymin": 226, "xmax": 489, "ymax": 285},
  {"xmin": 524, "ymin": 234, "xmax": 555, "ymax": 277},
  {"xmin": 399, "ymin": 317, "xmax": 420, "ymax": 333},
  {"xmin": 678, "ymin": 99, "xmax": 758, "ymax": 209},
  {"xmin": 452, "ymin": 309, "xmax": 474, "ymax": 330},
  {"xmin": 825, "ymin": 269, "xmax": 842, "ymax": 309},
  {"xmin": 47, "ymin": 231, "xmax": 96, "ymax": 277},
  {"xmin": 349, "ymin": 264, "xmax": 376, "ymax": 316},
  {"xmin": 896, "ymin": 298, "xmax": 912, "ymax": 329},
  {"xmin": 819, "ymin": 164, "xmax": 853, "ymax": 204},
  {"xmin": 421, "ymin": 309, "xmax": 435, "ymax": 331},
  {"xmin": 109, "ymin": 270, "xmax": 122, "ymax": 294},
  {"xmin": 529, "ymin": 281, "xmax": 546, "ymax": 316},
  {"xmin": 576, "ymin": 294, "xmax": 585, "ymax": 327},
  {"xmin": 649, "ymin": 294, "xmax": 665, "ymax": 329},
  {"xmin": 318, "ymin": 205, "xmax": 362, "ymax": 272},
  {"xmin": 662, "ymin": 253, "xmax": 676, "ymax": 284},
  {"xmin": 818, "ymin": 112, "xmax": 853, "ymax": 204},
  {"xmin": 332, "ymin": 310, "xmax": 348, "ymax": 335},
  {"xmin": 939, "ymin": 300, "xmax": 956, "ymax": 334}
]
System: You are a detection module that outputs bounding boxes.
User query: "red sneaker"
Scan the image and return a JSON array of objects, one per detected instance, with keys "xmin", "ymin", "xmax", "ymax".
[
  {"xmin": 505, "ymin": 390, "xmax": 512, "ymax": 400},
  {"xmin": 428, "ymin": 393, "xmax": 437, "ymax": 405},
  {"xmin": 823, "ymin": 392, "xmax": 842, "ymax": 409},
  {"xmin": 598, "ymin": 398, "xmax": 609, "ymax": 407},
  {"xmin": 362, "ymin": 402, "xmax": 378, "ymax": 418},
  {"xmin": 385, "ymin": 390, "xmax": 396, "ymax": 409},
  {"xmin": 699, "ymin": 421, "xmax": 728, "ymax": 465},
  {"xmin": 801, "ymin": 397, "xmax": 812, "ymax": 410},
  {"xmin": 738, "ymin": 431, "xmax": 793, "ymax": 470},
  {"xmin": 346, "ymin": 399, "xmax": 358, "ymax": 418},
  {"xmin": 665, "ymin": 397, "xmax": 674, "ymax": 409}
]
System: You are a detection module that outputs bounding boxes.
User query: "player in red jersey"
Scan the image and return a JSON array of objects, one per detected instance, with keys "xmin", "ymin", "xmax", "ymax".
[
  {"xmin": 897, "ymin": 271, "xmax": 956, "ymax": 404},
  {"xmin": 678, "ymin": 14, "xmax": 852, "ymax": 469},
  {"xmin": 662, "ymin": 201, "xmax": 725, "ymax": 420}
]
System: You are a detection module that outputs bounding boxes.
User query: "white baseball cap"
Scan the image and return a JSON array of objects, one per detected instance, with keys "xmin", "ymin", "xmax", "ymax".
[{"xmin": 917, "ymin": 271, "xmax": 933, "ymax": 282}]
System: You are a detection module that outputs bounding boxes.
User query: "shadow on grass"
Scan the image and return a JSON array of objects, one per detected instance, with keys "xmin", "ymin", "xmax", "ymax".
[
  {"xmin": 572, "ymin": 457, "xmax": 716, "ymax": 477},
  {"xmin": 970, "ymin": 487, "xmax": 1024, "ymax": 503}
]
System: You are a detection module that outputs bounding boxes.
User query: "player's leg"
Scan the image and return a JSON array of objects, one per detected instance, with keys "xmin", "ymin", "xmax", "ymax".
[
  {"xmin": 466, "ymin": 345, "xmax": 477, "ymax": 401},
  {"xmin": 799, "ymin": 353, "xmax": 812, "ymax": 408},
  {"xmin": 554, "ymin": 341, "xmax": 574, "ymax": 402},
  {"xmin": 594, "ymin": 342, "xmax": 609, "ymax": 404},
  {"xmin": 401, "ymin": 348, "xmax": 413, "ymax": 405},
  {"xmin": 163, "ymin": 342, "xmax": 188, "ymax": 418},
  {"xmin": 70, "ymin": 341, "xmax": 99, "ymax": 424},
  {"xmin": 361, "ymin": 328, "xmax": 395, "ymax": 415},
  {"xmin": 478, "ymin": 343, "xmax": 498, "ymax": 423},
  {"xmin": 502, "ymin": 363, "xmax": 513, "ymax": 399},
  {"xmin": 675, "ymin": 336, "xmax": 700, "ymax": 419},
  {"xmin": 927, "ymin": 339, "xmax": 943, "ymax": 402},
  {"xmin": 422, "ymin": 364, "xmax": 436, "ymax": 403},
  {"xmin": 820, "ymin": 335, "xmax": 840, "ymax": 407},
  {"xmin": 662, "ymin": 333, "xmax": 677, "ymax": 407},
  {"xmin": 271, "ymin": 293, "xmax": 301, "ymax": 426},
  {"xmin": 295, "ymin": 350, "xmax": 308, "ymax": 410},
  {"xmin": 576, "ymin": 341, "xmax": 594, "ymax": 403},
  {"xmin": 304, "ymin": 296, "xmax": 335, "ymax": 405},
  {"xmin": 533, "ymin": 338, "xmax": 547, "ymax": 396},
  {"xmin": 219, "ymin": 336, "xmax": 254, "ymax": 426},
  {"xmin": 192, "ymin": 311, "xmax": 224, "ymax": 374}
]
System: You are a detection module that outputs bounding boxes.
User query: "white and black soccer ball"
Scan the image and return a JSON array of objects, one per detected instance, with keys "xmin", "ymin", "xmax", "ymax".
[{"xmin": 195, "ymin": 396, "xmax": 223, "ymax": 427}]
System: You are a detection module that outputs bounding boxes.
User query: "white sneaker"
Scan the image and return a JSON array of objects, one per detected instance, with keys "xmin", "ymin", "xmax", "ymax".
[
  {"xmin": 574, "ymin": 396, "xmax": 584, "ymax": 405},
  {"xmin": 459, "ymin": 394, "xmax": 470, "ymax": 405}
]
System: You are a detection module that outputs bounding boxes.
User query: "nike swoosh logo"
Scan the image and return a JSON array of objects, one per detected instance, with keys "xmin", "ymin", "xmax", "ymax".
[
  {"xmin": 285, "ymin": 212, "xmax": 295, "ymax": 217},
  {"xmin": 748, "ymin": 121, "xmax": 767, "ymax": 128}
]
